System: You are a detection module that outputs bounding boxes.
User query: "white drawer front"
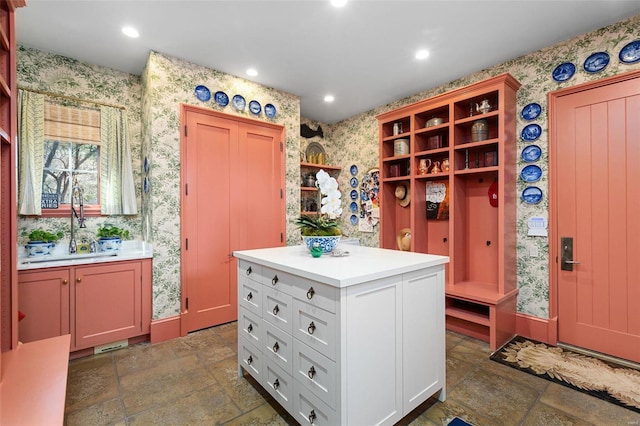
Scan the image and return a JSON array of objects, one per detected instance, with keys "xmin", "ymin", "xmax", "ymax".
[
  {"xmin": 263, "ymin": 267, "xmax": 294, "ymax": 295},
  {"xmin": 263, "ymin": 360, "xmax": 294, "ymax": 413},
  {"xmin": 239, "ymin": 260, "xmax": 263, "ymax": 284},
  {"xmin": 263, "ymin": 320, "xmax": 294, "ymax": 374},
  {"xmin": 293, "ymin": 339, "xmax": 336, "ymax": 409},
  {"xmin": 238, "ymin": 307, "xmax": 263, "ymax": 347},
  {"xmin": 239, "ymin": 277, "xmax": 262, "ymax": 317},
  {"xmin": 291, "ymin": 278, "xmax": 337, "ymax": 314},
  {"xmin": 293, "ymin": 383, "xmax": 337, "ymax": 426},
  {"xmin": 238, "ymin": 337, "xmax": 262, "ymax": 383},
  {"xmin": 293, "ymin": 299, "xmax": 336, "ymax": 361},
  {"xmin": 263, "ymin": 287, "xmax": 293, "ymax": 334}
]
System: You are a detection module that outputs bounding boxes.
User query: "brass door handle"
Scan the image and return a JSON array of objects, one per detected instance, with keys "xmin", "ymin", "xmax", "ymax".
[
  {"xmin": 62, "ymin": 279, "xmax": 68, "ymax": 285},
  {"xmin": 76, "ymin": 277, "xmax": 82, "ymax": 283}
]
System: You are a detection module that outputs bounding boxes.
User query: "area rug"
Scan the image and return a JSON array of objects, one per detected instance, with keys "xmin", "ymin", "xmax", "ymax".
[
  {"xmin": 490, "ymin": 335, "xmax": 640, "ymax": 414},
  {"xmin": 448, "ymin": 417, "xmax": 473, "ymax": 426}
]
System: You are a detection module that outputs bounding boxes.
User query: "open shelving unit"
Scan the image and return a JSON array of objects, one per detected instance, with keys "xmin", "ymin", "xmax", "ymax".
[
  {"xmin": 299, "ymin": 162, "xmax": 341, "ymax": 215},
  {"xmin": 376, "ymin": 73, "xmax": 521, "ymax": 350}
]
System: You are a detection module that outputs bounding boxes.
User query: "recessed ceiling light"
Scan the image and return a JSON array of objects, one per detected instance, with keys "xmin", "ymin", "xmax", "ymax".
[
  {"xmin": 246, "ymin": 68, "xmax": 258, "ymax": 77},
  {"xmin": 324, "ymin": 95, "xmax": 335, "ymax": 103},
  {"xmin": 415, "ymin": 49, "xmax": 430, "ymax": 60},
  {"xmin": 122, "ymin": 26, "xmax": 139, "ymax": 38},
  {"xmin": 331, "ymin": 0, "xmax": 347, "ymax": 7}
]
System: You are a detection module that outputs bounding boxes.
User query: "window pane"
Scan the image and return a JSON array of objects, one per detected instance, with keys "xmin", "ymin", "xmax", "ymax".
[
  {"xmin": 42, "ymin": 170, "xmax": 67, "ymax": 204},
  {"xmin": 74, "ymin": 172, "xmax": 98, "ymax": 205},
  {"xmin": 72, "ymin": 143, "xmax": 99, "ymax": 172},
  {"xmin": 43, "ymin": 140, "xmax": 71, "ymax": 170}
]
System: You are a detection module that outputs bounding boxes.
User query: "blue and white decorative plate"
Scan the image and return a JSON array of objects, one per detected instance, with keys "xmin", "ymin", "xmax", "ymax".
[
  {"xmin": 264, "ymin": 103, "xmax": 277, "ymax": 118},
  {"xmin": 350, "ymin": 164, "xmax": 358, "ymax": 176},
  {"xmin": 214, "ymin": 91, "xmax": 229, "ymax": 106},
  {"xmin": 350, "ymin": 214, "xmax": 358, "ymax": 225},
  {"xmin": 522, "ymin": 186, "xmax": 543, "ymax": 204},
  {"xmin": 583, "ymin": 51, "xmax": 610, "ymax": 73},
  {"xmin": 552, "ymin": 62, "xmax": 576, "ymax": 82},
  {"xmin": 349, "ymin": 201, "xmax": 358, "ymax": 212},
  {"xmin": 521, "ymin": 144, "xmax": 542, "ymax": 162},
  {"xmin": 350, "ymin": 177, "xmax": 358, "ymax": 188},
  {"xmin": 521, "ymin": 103, "xmax": 541, "ymax": 121},
  {"xmin": 232, "ymin": 94, "xmax": 246, "ymax": 111},
  {"xmin": 143, "ymin": 156, "xmax": 149, "ymax": 174},
  {"xmin": 350, "ymin": 189, "xmax": 358, "ymax": 200},
  {"xmin": 521, "ymin": 123, "xmax": 542, "ymax": 141},
  {"xmin": 619, "ymin": 39, "xmax": 640, "ymax": 64},
  {"xmin": 520, "ymin": 165, "xmax": 542, "ymax": 183},
  {"xmin": 249, "ymin": 100, "xmax": 261, "ymax": 115},
  {"xmin": 143, "ymin": 177, "xmax": 149, "ymax": 193},
  {"xmin": 194, "ymin": 85, "xmax": 211, "ymax": 102}
]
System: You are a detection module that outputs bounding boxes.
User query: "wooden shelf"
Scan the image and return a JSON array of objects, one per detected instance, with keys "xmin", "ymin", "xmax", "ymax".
[
  {"xmin": 376, "ymin": 73, "xmax": 521, "ymax": 350},
  {"xmin": 300, "ymin": 162, "xmax": 341, "ymax": 171}
]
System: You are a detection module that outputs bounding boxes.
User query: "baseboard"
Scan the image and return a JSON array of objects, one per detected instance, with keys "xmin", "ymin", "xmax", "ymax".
[
  {"xmin": 516, "ymin": 313, "xmax": 557, "ymax": 345},
  {"xmin": 150, "ymin": 315, "xmax": 183, "ymax": 344}
]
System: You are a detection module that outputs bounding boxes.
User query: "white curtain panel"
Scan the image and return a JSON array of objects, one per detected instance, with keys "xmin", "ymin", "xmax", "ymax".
[{"xmin": 17, "ymin": 89, "xmax": 44, "ymax": 215}]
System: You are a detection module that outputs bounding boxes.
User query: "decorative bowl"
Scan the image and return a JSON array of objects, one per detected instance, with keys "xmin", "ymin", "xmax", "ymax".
[{"xmin": 302, "ymin": 236, "xmax": 341, "ymax": 254}]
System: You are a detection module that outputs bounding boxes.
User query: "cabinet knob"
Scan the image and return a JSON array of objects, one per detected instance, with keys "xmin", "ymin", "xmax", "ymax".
[
  {"xmin": 247, "ymin": 324, "xmax": 253, "ymax": 334},
  {"xmin": 76, "ymin": 277, "xmax": 82, "ymax": 283},
  {"xmin": 246, "ymin": 266, "xmax": 252, "ymax": 275},
  {"xmin": 273, "ymin": 378, "xmax": 280, "ymax": 390},
  {"xmin": 247, "ymin": 355, "xmax": 253, "ymax": 365},
  {"xmin": 271, "ymin": 275, "xmax": 279, "ymax": 285},
  {"xmin": 308, "ymin": 321, "xmax": 316, "ymax": 335},
  {"xmin": 272, "ymin": 341, "xmax": 279, "ymax": 353},
  {"xmin": 247, "ymin": 292, "xmax": 253, "ymax": 301},
  {"xmin": 306, "ymin": 287, "xmax": 315, "ymax": 300},
  {"xmin": 62, "ymin": 279, "xmax": 68, "ymax": 285},
  {"xmin": 308, "ymin": 365, "xmax": 316, "ymax": 379},
  {"xmin": 308, "ymin": 409, "xmax": 316, "ymax": 425},
  {"xmin": 443, "ymin": 237, "xmax": 448, "ymax": 243},
  {"xmin": 272, "ymin": 304, "xmax": 280, "ymax": 316}
]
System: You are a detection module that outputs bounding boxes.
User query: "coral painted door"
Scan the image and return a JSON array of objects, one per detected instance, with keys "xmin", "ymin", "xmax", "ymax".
[
  {"xmin": 553, "ymin": 71, "xmax": 640, "ymax": 363},
  {"xmin": 182, "ymin": 106, "xmax": 285, "ymax": 332}
]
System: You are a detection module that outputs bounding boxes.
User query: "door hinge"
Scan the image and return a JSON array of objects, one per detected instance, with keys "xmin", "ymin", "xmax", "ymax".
[
  {"xmin": 280, "ymin": 142, "xmax": 283, "ymax": 152},
  {"xmin": 186, "ymin": 297, "xmax": 189, "ymax": 310},
  {"xmin": 280, "ymin": 188, "xmax": 283, "ymax": 198},
  {"xmin": 185, "ymin": 183, "xmax": 188, "ymax": 195},
  {"xmin": 185, "ymin": 238, "xmax": 188, "ymax": 250},
  {"xmin": 184, "ymin": 125, "xmax": 188, "ymax": 137},
  {"xmin": 281, "ymin": 233, "xmax": 283, "ymax": 243}
]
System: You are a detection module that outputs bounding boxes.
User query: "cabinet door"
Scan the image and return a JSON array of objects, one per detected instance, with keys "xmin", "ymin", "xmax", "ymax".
[
  {"xmin": 73, "ymin": 261, "xmax": 142, "ymax": 350},
  {"xmin": 18, "ymin": 269, "xmax": 70, "ymax": 343},
  {"xmin": 402, "ymin": 268, "xmax": 446, "ymax": 413},
  {"xmin": 345, "ymin": 276, "xmax": 402, "ymax": 426}
]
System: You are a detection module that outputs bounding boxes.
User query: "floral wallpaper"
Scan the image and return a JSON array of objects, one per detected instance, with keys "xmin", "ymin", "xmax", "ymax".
[
  {"xmin": 14, "ymin": 13, "xmax": 640, "ymax": 323},
  {"xmin": 323, "ymin": 14, "xmax": 640, "ymax": 318},
  {"xmin": 16, "ymin": 46, "xmax": 143, "ymax": 247},
  {"xmin": 142, "ymin": 52, "xmax": 301, "ymax": 319}
]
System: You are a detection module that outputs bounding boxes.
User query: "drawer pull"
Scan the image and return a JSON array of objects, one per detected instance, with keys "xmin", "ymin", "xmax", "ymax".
[
  {"xmin": 272, "ymin": 275, "xmax": 279, "ymax": 285},
  {"xmin": 273, "ymin": 304, "xmax": 280, "ymax": 316},
  {"xmin": 247, "ymin": 291, "xmax": 253, "ymax": 301},
  {"xmin": 308, "ymin": 365, "xmax": 316, "ymax": 379},
  {"xmin": 308, "ymin": 321, "xmax": 316, "ymax": 335},
  {"xmin": 306, "ymin": 286, "xmax": 315, "ymax": 299},
  {"xmin": 247, "ymin": 324, "xmax": 253, "ymax": 333},
  {"xmin": 246, "ymin": 266, "xmax": 252, "ymax": 275},
  {"xmin": 273, "ymin": 342, "xmax": 279, "ymax": 353},
  {"xmin": 76, "ymin": 277, "xmax": 82, "ymax": 283},
  {"xmin": 308, "ymin": 409, "xmax": 316, "ymax": 425},
  {"xmin": 247, "ymin": 355, "xmax": 253, "ymax": 365},
  {"xmin": 273, "ymin": 378, "xmax": 280, "ymax": 390}
]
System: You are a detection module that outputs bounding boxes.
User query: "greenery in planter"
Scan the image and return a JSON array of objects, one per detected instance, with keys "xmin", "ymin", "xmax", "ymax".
[
  {"xmin": 23, "ymin": 229, "xmax": 64, "ymax": 243},
  {"xmin": 97, "ymin": 224, "xmax": 130, "ymax": 240}
]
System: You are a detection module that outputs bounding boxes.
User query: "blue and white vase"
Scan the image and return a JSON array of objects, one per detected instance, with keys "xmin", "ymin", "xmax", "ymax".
[
  {"xmin": 302, "ymin": 236, "xmax": 341, "ymax": 254},
  {"xmin": 98, "ymin": 237, "xmax": 122, "ymax": 252},
  {"xmin": 25, "ymin": 241, "xmax": 55, "ymax": 257}
]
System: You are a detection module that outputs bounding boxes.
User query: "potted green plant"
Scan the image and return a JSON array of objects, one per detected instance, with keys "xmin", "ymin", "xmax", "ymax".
[
  {"xmin": 96, "ymin": 224, "xmax": 130, "ymax": 252},
  {"xmin": 23, "ymin": 229, "xmax": 64, "ymax": 257},
  {"xmin": 295, "ymin": 169, "xmax": 343, "ymax": 254}
]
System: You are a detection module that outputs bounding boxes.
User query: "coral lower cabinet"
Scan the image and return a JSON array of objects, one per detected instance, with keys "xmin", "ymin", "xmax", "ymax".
[
  {"xmin": 18, "ymin": 259, "xmax": 152, "ymax": 352},
  {"xmin": 376, "ymin": 73, "xmax": 521, "ymax": 350}
]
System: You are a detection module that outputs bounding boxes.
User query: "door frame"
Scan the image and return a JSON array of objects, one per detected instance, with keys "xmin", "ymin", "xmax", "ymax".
[
  {"xmin": 178, "ymin": 104, "xmax": 286, "ymax": 336},
  {"xmin": 548, "ymin": 69, "xmax": 640, "ymax": 345}
]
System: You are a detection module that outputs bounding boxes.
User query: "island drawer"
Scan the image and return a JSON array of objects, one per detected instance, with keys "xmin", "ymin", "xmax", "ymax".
[
  {"xmin": 290, "ymin": 278, "xmax": 337, "ymax": 314},
  {"xmin": 263, "ymin": 320, "xmax": 294, "ymax": 375},
  {"xmin": 262, "ymin": 286, "xmax": 293, "ymax": 334},
  {"xmin": 293, "ymin": 299, "xmax": 336, "ymax": 361},
  {"xmin": 263, "ymin": 360, "xmax": 294, "ymax": 413},
  {"xmin": 238, "ymin": 307, "xmax": 263, "ymax": 348},
  {"xmin": 293, "ymin": 338, "xmax": 336, "ymax": 409},
  {"xmin": 238, "ymin": 336, "xmax": 262, "ymax": 383}
]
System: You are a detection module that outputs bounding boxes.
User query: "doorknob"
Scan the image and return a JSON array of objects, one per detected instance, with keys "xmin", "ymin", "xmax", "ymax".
[{"xmin": 561, "ymin": 237, "xmax": 580, "ymax": 271}]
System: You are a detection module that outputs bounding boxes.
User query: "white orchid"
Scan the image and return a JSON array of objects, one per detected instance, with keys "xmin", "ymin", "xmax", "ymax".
[{"xmin": 295, "ymin": 169, "xmax": 343, "ymax": 236}]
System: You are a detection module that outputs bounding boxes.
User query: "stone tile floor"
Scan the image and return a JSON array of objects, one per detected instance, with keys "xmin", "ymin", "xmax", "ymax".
[{"xmin": 64, "ymin": 323, "xmax": 640, "ymax": 425}]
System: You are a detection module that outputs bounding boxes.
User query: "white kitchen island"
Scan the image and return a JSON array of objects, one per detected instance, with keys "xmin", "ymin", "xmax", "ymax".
[{"xmin": 233, "ymin": 244, "xmax": 448, "ymax": 426}]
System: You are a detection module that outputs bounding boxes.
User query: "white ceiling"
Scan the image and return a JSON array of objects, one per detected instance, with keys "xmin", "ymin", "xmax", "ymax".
[{"xmin": 15, "ymin": 1, "xmax": 640, "ymax": 124}]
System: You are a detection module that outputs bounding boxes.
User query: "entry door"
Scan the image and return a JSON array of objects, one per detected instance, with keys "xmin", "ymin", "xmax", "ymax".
[
  {"xmin": 552, "ymin": 71, "xmax": 640, "ymax": 363},
  {"xmin": 182, "ymin": 106, "xmax": 285, "ymax": 333}
]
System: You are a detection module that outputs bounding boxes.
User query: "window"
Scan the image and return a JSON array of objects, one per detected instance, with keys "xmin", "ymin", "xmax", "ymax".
[{"xmin": 40, "ymin": 101, "xmax": 101, "ymax": 216}]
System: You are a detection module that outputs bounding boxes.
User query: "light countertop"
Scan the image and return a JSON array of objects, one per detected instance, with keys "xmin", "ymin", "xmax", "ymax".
[
  {"xmin": 233, "ymin": 244, "xmax": 449, "ymax": 288},
  {"xmin": 17, "ymin": 240, "xmax": 153, "ymax": 271}
]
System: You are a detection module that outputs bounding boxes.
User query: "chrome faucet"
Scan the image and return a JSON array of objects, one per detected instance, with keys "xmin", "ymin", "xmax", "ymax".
[{"xmin": 69, "ymin": 181, "xmax": 86, "ymax": 254}]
